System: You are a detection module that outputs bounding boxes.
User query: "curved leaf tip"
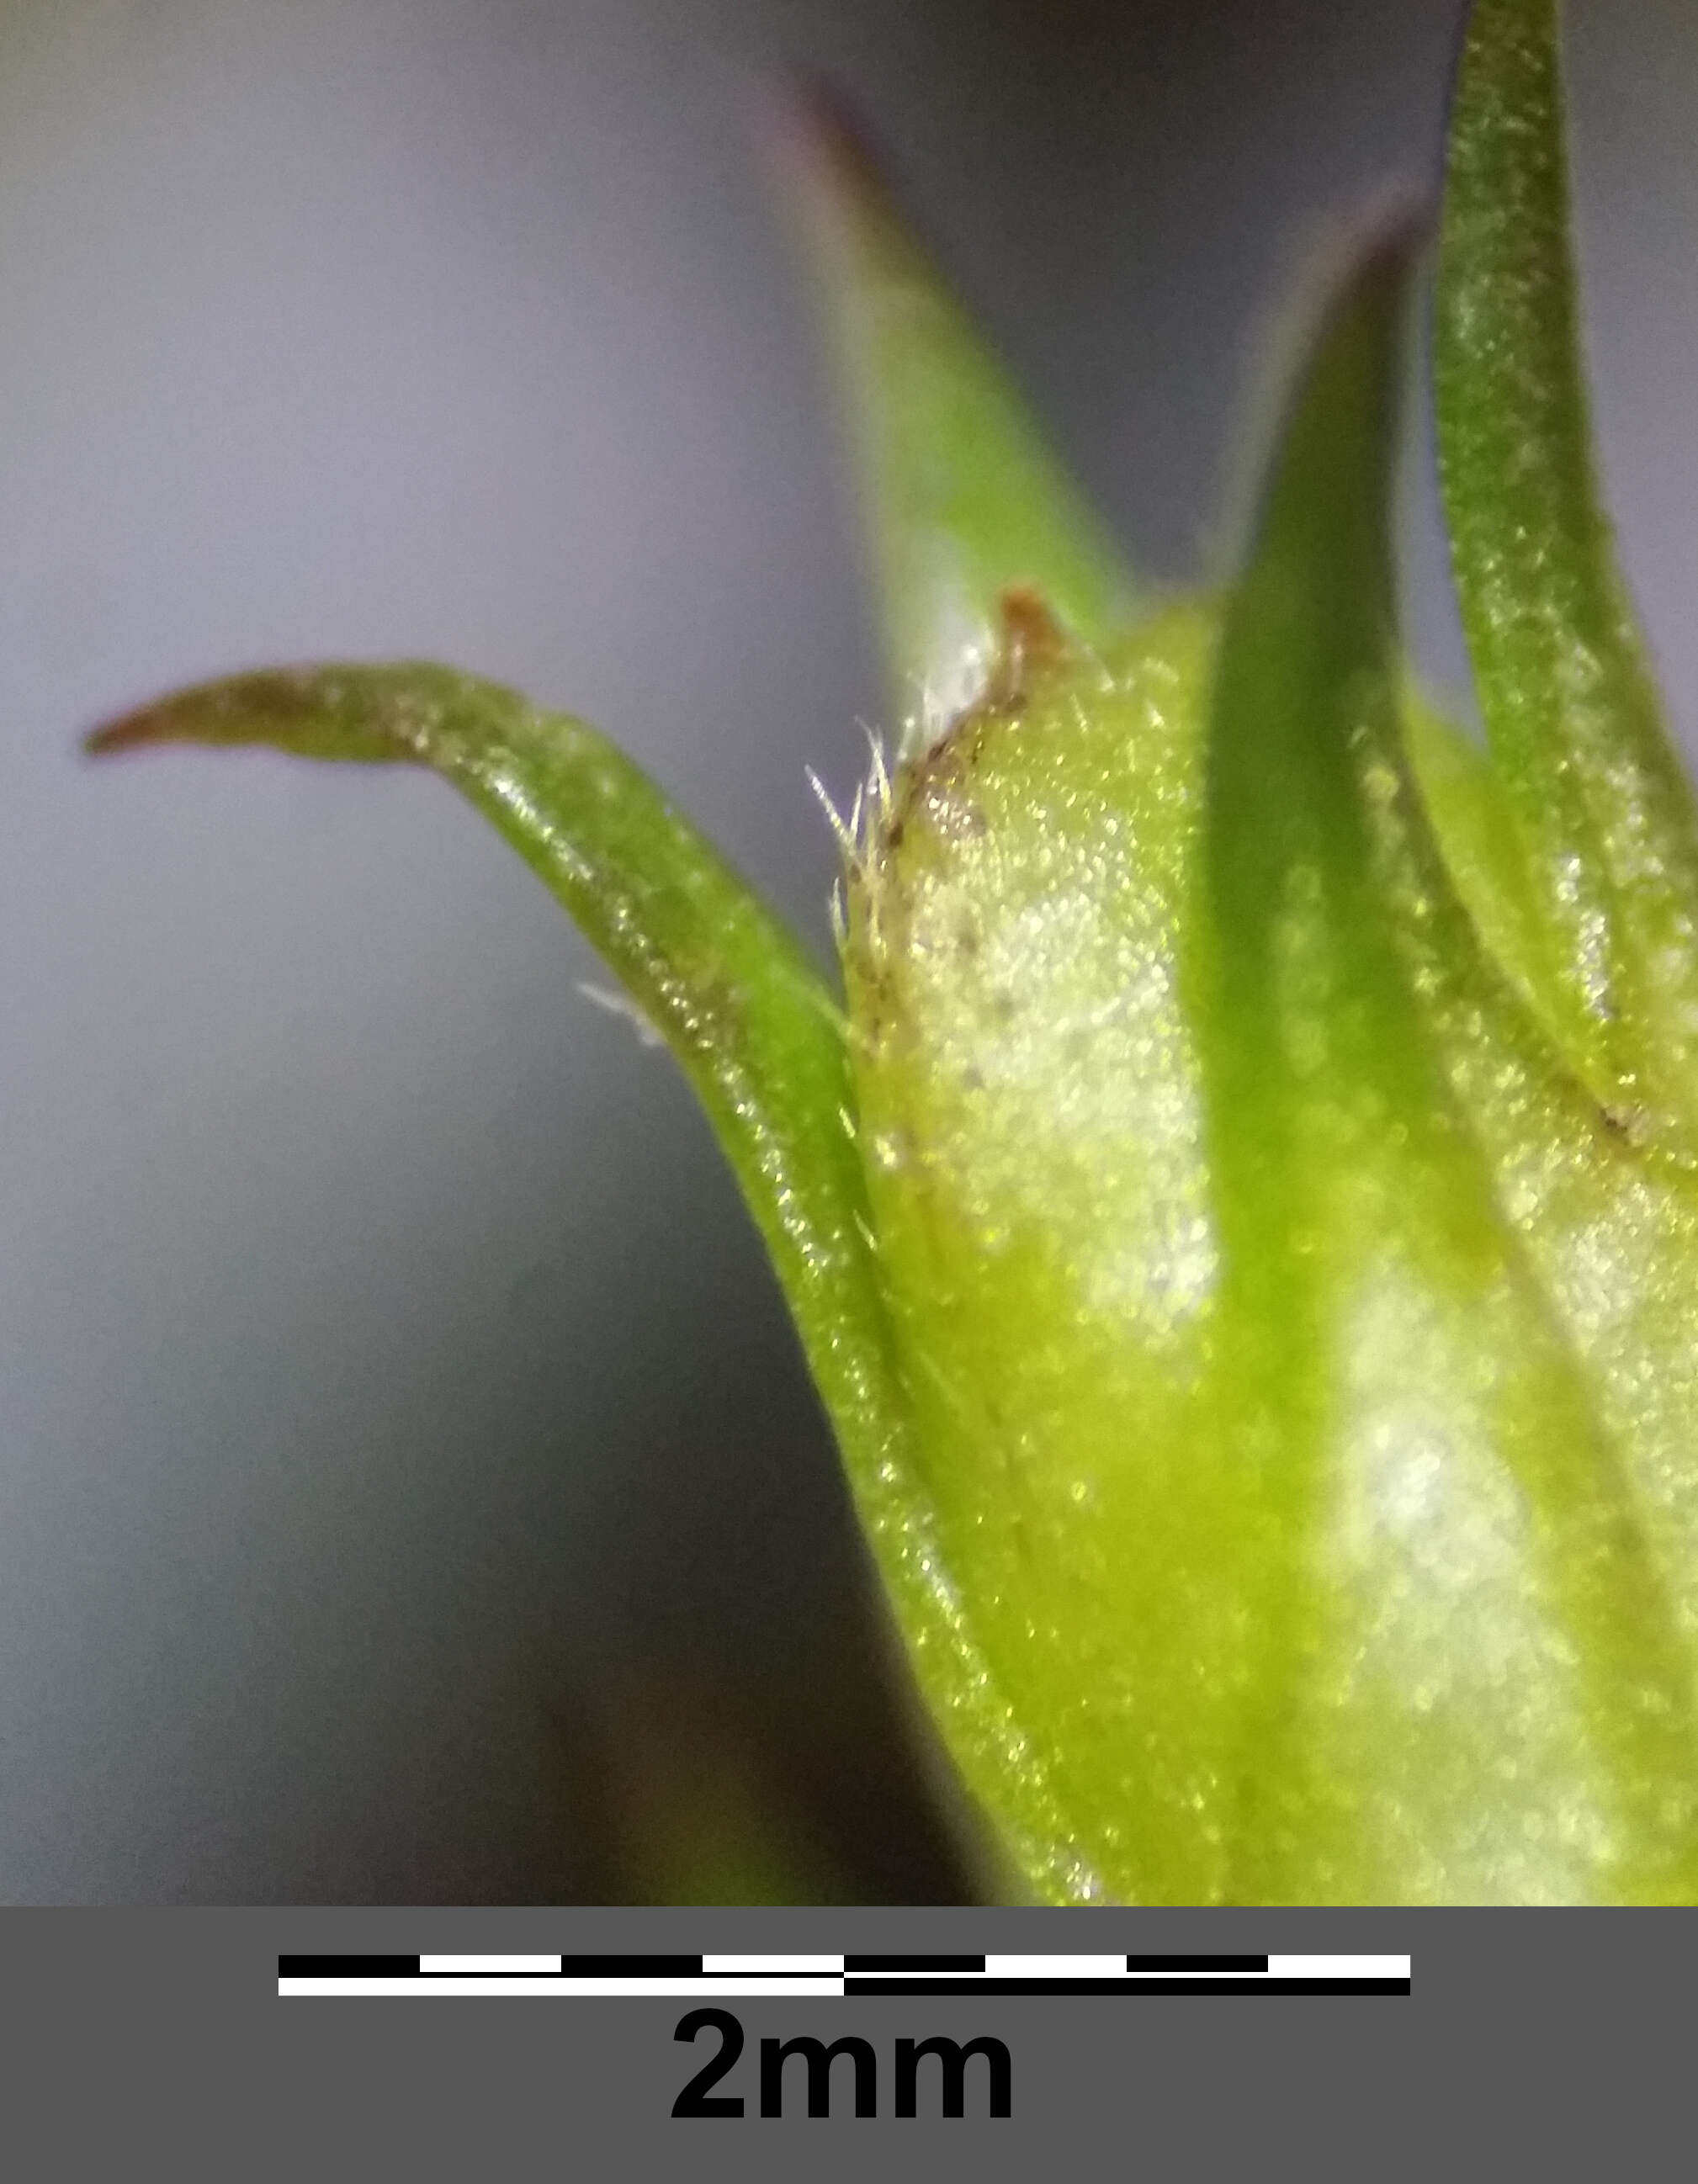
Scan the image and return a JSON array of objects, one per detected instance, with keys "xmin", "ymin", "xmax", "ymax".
[
  {"xmin": 88, "ymin": 659, "xmax": 1055, "ymax": 1875},
  {"xmin": 88, "ymin": 662, "xmax": 524, "ymax": 767}
]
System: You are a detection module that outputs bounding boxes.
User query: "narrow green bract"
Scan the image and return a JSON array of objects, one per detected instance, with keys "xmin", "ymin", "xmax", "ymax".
[
  {"xmin": 93, "ymin": 0, "xmax": 1698, "ymax": 1900},
  {"xmin": 790, "ymin": 96, "xmax": 1139, "ymax": 738},
  {"xmin": 1436, "ymin": 0, "xmax": 1698, "ymax": 1132}
]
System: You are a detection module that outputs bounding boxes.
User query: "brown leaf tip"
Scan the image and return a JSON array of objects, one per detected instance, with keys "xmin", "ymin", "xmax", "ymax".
[
  {"xmin": 982, "ymin": 586, "xmax": 1072, "ymax": 712},
  {"xmin": 84, "ymin": 703, "xmax": 175, "ymax": 757}
]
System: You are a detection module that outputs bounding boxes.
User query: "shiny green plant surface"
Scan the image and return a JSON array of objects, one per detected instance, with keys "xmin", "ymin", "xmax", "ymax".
[{"xmin": 92, "ymin": 0, "xmax": 1698, "ymax": 1903}]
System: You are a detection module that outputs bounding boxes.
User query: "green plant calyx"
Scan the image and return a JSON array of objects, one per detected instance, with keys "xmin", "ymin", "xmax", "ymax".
[
  {"xmin": 90, "ymin": 0, "xmax": 1698, "ymax": 1902},
  {"xmin": 841, "ymin": 428, "xmax": 1698, "ymax": 1900},
  {"xmin": 825, "ymin": 0, "xmax": 1698, "ymax": 1900}
]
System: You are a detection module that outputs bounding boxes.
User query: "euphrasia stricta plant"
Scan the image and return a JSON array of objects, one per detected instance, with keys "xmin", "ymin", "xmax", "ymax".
[{"xmin": 92, "ymin": 0, "xmax": 1698, "ymax": 1903}]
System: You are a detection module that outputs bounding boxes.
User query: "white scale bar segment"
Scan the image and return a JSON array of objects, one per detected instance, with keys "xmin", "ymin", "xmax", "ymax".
[
  {"xmin": 420, "ymin": 1955, "xmax": 562, "ymax": 1976},
  {"xmin": 1269, "ymin": 1955, "xmax": 1409, "ymax": 1980}
]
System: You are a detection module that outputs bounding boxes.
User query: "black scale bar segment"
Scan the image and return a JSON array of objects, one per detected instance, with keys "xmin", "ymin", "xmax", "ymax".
[
  {"xmin": 279, "ymin": 1956, "xmax": 421, "ymax": 1978},
  {"xmin": 846, "ymin": 1976, "xmax": 1409, "ymax": 1998},
  {"xmin": 843, "ymin": 1955, "xmax": 986, "ymax": 1974},
  {"xmin": 1127, "ymin": 1954, "xmax": 1269, "ymax": 1974}
]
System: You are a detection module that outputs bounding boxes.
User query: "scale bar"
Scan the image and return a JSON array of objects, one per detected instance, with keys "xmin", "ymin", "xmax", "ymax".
[{"xmin": 279, "ymin": 1952, "xmax": 1409, "ymax": 2000}]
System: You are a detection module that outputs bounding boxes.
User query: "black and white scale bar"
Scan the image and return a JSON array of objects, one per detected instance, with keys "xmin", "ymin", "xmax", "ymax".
[{"xmin": 279, "ymin": 1952, "xmax": 1409, "ymax": 1998}]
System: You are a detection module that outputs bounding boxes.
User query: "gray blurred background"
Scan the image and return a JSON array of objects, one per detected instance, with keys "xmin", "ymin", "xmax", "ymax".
[{"xmin": 1, "ymin": 0, "xmax": 1694, "ymax": 1900}]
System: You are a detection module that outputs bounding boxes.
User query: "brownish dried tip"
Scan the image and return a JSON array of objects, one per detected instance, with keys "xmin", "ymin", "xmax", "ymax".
[
  {"xmin": 84, "ymin": 705, "xmax": 173, "ymax": 756},
  {"xmin": 982, "ymin": 586, "xmax": 1072, "ymax": 712},
  {"xmin": 767, "ymin": 72, "xmax": 938, "ymax": 273},
  {"xmin": 84, "ymin": 668, "xmax": 358, "ymax": 761},
  {"xmin": 775, "ymin": 76, "xmax": 886, "ymax": 201}
]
